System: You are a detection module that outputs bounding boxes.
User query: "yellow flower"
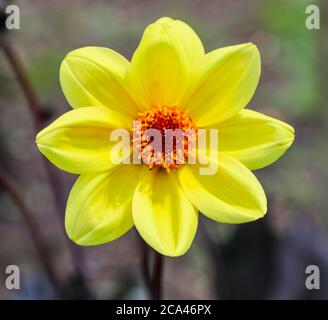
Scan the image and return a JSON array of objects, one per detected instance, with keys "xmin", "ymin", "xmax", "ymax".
[{"xmin": 35, "ymin": 17, "xmax": 294, "ymax": 256}]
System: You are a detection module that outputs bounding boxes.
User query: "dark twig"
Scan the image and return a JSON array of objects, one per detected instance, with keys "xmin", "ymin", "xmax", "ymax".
[
  {"xmin": 0, "ymin": 33, "xmax": 89, "ymax": 294},
  {"xmin": 0, "ymin": 169, "xmax": 61, "ymax": 296},
  {"xmin": 0, "ymin": 35, "xmax": 43, "ymax": 129}
]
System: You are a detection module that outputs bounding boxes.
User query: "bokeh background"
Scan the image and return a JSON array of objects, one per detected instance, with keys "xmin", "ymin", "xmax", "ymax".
[{"xmin": 0, "ymin": 0, "xmax": 327, "ymax": 299}]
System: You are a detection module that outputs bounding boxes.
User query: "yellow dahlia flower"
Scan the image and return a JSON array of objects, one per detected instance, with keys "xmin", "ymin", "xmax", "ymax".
[{"xmin": 35, "ymin": 17, "xmax": 294, "ymax": 256}]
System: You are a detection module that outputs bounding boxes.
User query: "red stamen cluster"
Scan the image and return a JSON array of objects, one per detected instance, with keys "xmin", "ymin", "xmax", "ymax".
[{"xmin": 133, "ymin": 106, "xmax": 197, "ymax": 171}]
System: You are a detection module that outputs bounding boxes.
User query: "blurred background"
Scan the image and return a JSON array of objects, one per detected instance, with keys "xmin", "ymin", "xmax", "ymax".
[{"xmin": 0, "ymin": 0, "xmax": 327, "ymax": 299}]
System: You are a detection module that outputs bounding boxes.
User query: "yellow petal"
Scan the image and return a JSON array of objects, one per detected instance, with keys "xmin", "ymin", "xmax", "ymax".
[
  {"xmin": 179, "ymin": 155, "xmax": 267, "ymax": 223},
  {"xmin": 36, "ymin": 107, "xmax": 130, "ymax": 174},
  {"xmin": 65, "ymin": 165, "xmax": 142, "ymax": 245},
  {"xmin": 218, "ymin": 109, "xmax": 295, "ymax": 170},
  {"xmin": 128, "ymin": 18, "xmax": 192, "ymax": 109},
  {"xmin": 60, "ymin": 46, "xmax": 138, "ymax": 119},
  {"xmin": 183, "ymin": 43, "xmax": 261, "ymax": 125},
  {"xmin": 133, "ymin": 169, "xmax": 198, "ymax": 256},
  {"xmin": 154, "ymin": 17, "xmax": 205, "ymax": 65}
]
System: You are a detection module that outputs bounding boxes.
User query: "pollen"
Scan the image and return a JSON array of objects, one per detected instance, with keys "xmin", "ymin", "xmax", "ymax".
[{"xmin": 132, "ymin": 106, "xmax": 197, "ymax": 172}]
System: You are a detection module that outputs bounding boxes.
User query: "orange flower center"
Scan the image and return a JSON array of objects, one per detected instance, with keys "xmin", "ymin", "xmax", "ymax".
[{"xmin": 133, "ymin": 106, "xmax": 197, "ymax": 172}]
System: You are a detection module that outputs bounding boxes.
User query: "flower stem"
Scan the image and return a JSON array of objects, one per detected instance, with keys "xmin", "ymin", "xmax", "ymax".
[
  {"xmin": 139, "ymin": 237, "xmax": 151, "ymax": 294},
  {"xmin": 151, "ymin": 250, "xmax": 164, "ymax": 300},
  {"xmin": 139, "ymin": 237, "xmax": 164, "ymax": 300}
]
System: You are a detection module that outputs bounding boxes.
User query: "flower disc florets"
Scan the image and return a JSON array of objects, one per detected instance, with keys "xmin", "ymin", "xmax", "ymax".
[{"xmin": 133, "ymin": 106, "xmax": 197, "ymax": 171}]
